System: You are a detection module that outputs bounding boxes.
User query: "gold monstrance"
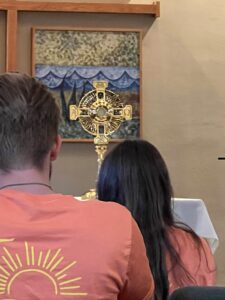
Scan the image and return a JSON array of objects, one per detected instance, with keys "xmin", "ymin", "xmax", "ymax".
[{"xmin": 69, "ymin": 80, "xmax": 132, "ymax": 199}]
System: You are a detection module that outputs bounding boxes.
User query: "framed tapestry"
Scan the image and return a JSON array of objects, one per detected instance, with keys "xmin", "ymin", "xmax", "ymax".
[{"xmin": 32, "ymin": 27, "xmax": 142, "ymax": 142}]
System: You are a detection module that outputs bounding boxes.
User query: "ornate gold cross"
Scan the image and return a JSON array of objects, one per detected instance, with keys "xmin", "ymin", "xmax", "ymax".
[{"xmin": 70, "ymin": 80, "xmax": 132, "ymax": 174}]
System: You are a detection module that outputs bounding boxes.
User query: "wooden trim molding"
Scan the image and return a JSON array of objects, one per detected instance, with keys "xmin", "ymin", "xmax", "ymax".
[
  {"xmin": 155, "ymin": 1, "xmax": 160, "ymax": 17},
  {"xmin": 6, "ymin": 9, "xmax": 17, "ymax": 72},
  {"xmin": 1, "ymin": 1, "xmax": 160, "ymax": 16},
  {"xmin": 1, "ymin": 1, "xmax": 160, "ymax": 72}
]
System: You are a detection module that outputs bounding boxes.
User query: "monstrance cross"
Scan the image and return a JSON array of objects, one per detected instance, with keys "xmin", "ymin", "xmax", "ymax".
[{"xmin": 69, "ymin": 80, "xmax": 132, "ymax": 198}]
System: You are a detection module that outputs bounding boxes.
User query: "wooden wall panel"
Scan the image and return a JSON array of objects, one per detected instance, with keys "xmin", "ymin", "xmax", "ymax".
[
  {"xmin": 0, "ymin": 11, "xmax": 6, "ymax": 72},
  {"xmin": 6, "ymin": 9, "xmax": 17, "ymax": 71}
]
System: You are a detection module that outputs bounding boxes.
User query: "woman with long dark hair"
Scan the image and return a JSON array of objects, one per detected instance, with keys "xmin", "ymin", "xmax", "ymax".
[{"xmin": 97, "ymin": 140, "xmax": 215, "ymax": 300}]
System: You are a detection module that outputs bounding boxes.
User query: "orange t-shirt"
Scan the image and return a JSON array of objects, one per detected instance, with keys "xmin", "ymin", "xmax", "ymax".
[
  {"xmin": 0, "ymin": 190, "xmax": 154, "ymax": 300},
  {"xmin": 167, "ymin": 226, "xmax": 216, "ymax": 294}
]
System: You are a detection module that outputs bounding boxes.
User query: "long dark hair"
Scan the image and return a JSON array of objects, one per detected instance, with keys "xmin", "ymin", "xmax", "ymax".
[{"xmin": 97, "ymin": 140, "xmax": 202, "ymax": 300}]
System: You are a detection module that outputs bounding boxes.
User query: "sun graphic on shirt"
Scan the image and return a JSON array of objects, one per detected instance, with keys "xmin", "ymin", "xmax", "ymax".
[{"xmin": 0, "ymin": 241, "xmax": 87, "ymax": 298}]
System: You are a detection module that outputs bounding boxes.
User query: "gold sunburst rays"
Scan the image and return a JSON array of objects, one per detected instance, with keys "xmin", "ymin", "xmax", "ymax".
[
  {"xmin": 0, "ymin": 242, "xmax": 87, "ymax": 297},
  {"xmin": 0, "ymin": 239, "xmax": 15, "ymax": 244}
]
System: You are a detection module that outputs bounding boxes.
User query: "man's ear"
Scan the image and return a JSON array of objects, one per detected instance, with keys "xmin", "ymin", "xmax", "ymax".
[{"xmin": 50, "ymin": 135, "xmax": 62, "ymax": 161}]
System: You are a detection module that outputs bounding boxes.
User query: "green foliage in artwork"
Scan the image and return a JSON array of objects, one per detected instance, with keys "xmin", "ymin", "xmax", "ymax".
[{"xmin": 35, "ymin": 30, "xmax": 140, "ymax": 67}]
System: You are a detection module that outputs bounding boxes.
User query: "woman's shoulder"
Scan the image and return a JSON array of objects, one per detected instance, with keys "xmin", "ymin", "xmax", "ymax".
[
  {"xmin": 168, "ymin": 225, "xmax": 205, "ymax": 249},
  {"xmin": 167, "ymin": 226, "xmax": 216, "ymax": 289}
]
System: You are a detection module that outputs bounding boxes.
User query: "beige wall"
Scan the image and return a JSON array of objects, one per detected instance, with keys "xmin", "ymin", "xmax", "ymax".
[
  {"xmin": 2, "ymin": 0, "xmax": 225, "ymax": 283},
  {"xmin": 144, "ymin": 0, "xmax": 225, "ymax": 284}
]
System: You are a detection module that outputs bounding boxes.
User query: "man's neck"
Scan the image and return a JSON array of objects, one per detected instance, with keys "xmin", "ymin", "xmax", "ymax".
[{"xmin": 0, "ymin": 168, "xmax": 53, "ymax": 195}]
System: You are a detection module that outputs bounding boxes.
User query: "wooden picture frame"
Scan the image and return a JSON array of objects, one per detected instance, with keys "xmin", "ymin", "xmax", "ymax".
[{"xmin": 32, "ymin": 27, "xmax": 142, "ymax": 142}]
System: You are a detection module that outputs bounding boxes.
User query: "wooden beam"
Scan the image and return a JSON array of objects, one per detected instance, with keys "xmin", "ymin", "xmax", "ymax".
[
  {"xmin": 155, "ymin": 1, "xmax": 160, "ymax": 17},
  {"xmin": 6, "ymin": 9, "xmax": 18, "ymax": 72},
  {"xmin": 0, "ymin": 1, "xmax": 160, "ymax": 16}
]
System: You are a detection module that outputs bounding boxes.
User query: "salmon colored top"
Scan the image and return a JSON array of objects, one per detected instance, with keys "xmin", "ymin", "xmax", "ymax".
[
  {"xmin": 167, "ymin": 226, "xmax": 216, "ymax": 294},
  {"xmin": 0, "ymin": 190, "xmax": 154, "ymax": 300}
]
